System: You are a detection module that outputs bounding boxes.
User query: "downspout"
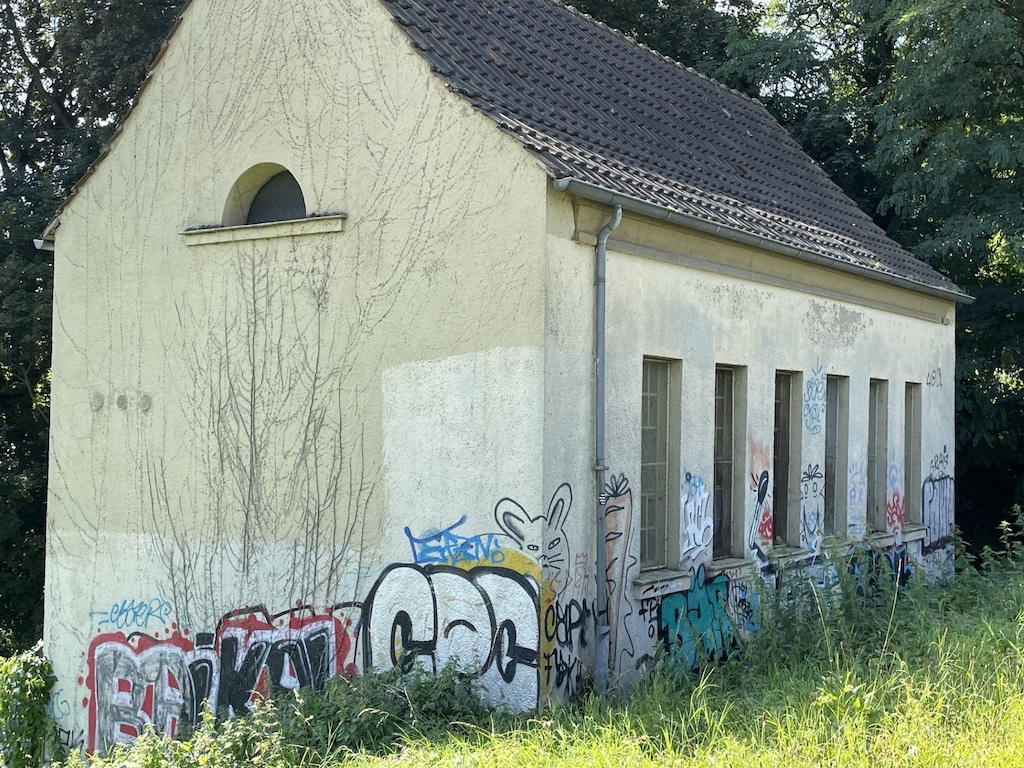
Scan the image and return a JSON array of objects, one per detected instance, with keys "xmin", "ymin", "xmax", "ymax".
[{"xmin": 593, "ymin": 204, "xmax": 622, "ymax": 695}]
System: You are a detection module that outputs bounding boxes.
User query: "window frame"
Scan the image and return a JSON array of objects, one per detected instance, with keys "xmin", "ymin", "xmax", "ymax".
[
  {"xmin": 713, "ymin": 365, "xmax": 746, "ymax": 560},
  {"xmin": 823, "ymin": 375, "xmax": 849, "ymax": 538},
  {"xmin": 773, "ymin": 371, "xmax": 801, "ymax": 547},
  {"xmin": 867, "ymin": 379, "xmax": 889, "ymax": 532},
  {"xmin": 904, "ymin": 382, "xmax": 923, "ymax": 526},
  {"xmin": 639, "ymin": 358, "xmax": 680, "ymax": 571}
]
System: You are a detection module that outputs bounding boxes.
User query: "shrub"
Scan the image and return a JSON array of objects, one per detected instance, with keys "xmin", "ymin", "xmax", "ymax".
[{"xmin": 0, "ymin": 642, "xmax": 59, "ymax": 768}]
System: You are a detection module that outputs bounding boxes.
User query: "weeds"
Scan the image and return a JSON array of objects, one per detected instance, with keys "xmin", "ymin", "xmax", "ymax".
[{"xmin": 51, "ymin": 524, "xmax": 1024, "ymax": 767}]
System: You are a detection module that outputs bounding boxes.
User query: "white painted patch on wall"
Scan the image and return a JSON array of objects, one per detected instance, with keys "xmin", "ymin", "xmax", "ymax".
[{"xmin": 381, "ymin": 347, "xmax": 546, "ymax": 538}]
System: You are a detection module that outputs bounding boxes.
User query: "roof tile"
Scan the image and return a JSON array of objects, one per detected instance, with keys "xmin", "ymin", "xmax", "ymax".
[{"xmin": 381, "ymin": 0, "xmax": 963, "ymax": 297}]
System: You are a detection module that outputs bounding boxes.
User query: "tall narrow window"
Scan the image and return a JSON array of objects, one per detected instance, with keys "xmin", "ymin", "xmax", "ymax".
[
  {"xmin": 773, "ymin": 372, "xmax": 794, "ymax": 545},
  {"xmin": 714, "ymin": 367, "xmax": 735, "ymax": 559},
  {"xmin": 905, "ymin": 383, "xmax": 923, "ymax": 525},
  {"xmin": 641, "ymin": 360, "xmax": 671, "ymax": 569},
  {"xmin": 867, "ymin": 379, "xmax": 888, "ymax": 531},
  {"xmin": 824, "ymin": 376, "xmax": 849, "ymax": 537}
]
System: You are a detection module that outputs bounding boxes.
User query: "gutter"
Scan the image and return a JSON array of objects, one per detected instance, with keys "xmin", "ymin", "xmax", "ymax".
[
  {"xmin": 552, "ymin": 177, "xmax": 973, "ymax": 305},
  {"xmin": 593, "ymin": 204, "xmax": 621, "ymax": 695}
]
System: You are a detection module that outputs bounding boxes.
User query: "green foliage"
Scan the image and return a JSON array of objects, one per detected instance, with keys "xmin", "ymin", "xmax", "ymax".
[
  {"xmin": 73, "ymin": 664, "xmax": 497, "ymax": 768},
  {"xmin": 0, "ymin": 642, "xmax": 59, "ymax": 768},
  {"xmin": 871, "ymin": 0, "xmax": 1024, "ymax": 540},
  {"xmin": 571, "ymin": 0, "xmax": 760, "ymax": 75},
  {"xmin": 0, "ymin": 0, "xmax": 182, "ymax": 649},
  {"xmin": 277, "ymin": 663, "xmax": 493, "ymax": 757},
  {"xmin": 49, "ymin": 538, "xmax": 1024, "ymax": 767}
]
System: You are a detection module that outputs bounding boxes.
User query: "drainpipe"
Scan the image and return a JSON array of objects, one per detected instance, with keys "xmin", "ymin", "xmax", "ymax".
[{"xmin": 593, "ymin": 204, "xmax": 621, "ymax": 695}]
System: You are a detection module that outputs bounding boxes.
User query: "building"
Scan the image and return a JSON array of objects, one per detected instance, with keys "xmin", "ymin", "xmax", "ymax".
[{"xmin": 38, "ymin": 0, "xmax": 967, "ymax": 754}]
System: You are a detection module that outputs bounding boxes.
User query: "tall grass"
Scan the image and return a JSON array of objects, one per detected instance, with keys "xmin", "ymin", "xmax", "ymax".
[{"xmin": 66, "ymin": 526, "xmax": 1024, "ymax": 768}]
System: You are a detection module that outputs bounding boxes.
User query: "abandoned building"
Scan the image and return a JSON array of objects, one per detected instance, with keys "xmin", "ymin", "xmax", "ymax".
[{"xmin": 37, "ymin": 0, "xmax": 966, "ymax": 754}]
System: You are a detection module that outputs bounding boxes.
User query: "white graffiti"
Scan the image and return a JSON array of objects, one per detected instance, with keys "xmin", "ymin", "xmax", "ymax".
[
  {"xmin": 361, "ymin": 564, "xmax": 540, "ymax": 710},
  {"xmin": 681, "ymin": 472, "xmax": 712, "ymax": 560}
]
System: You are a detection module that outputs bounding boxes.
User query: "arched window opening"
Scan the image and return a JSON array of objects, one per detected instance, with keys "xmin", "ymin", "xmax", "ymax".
[{"xmin": 245, "ymin": 171, "xmax": 306, "ymax": 224}]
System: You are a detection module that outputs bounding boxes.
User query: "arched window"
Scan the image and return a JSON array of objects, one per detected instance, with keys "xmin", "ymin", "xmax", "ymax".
[
  {"xmin": 222, "ymin": 164, "xmax": 307, "ymax": 226},
  {"xmin": 245, "ymin": 171, "xmax": 306, "ymax": 224}
]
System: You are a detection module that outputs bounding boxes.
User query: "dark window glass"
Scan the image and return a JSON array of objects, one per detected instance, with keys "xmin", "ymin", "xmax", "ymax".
[
  {"xmin": 713, "ymin": 367, "xmax": 734, "ymax": 558},
  {"xmin": 641, "ymin": 360, "xmax": 670, "ymax": 569},
  {"xmin": 824, "ymin": 376, "xmax": 840, "ymax": 536},
  {"xmin": 246, "ymin": 171, "xmax": 306, "ymax": 224},
  {"xmin": 773, "ymin": 372, "xmax": 792, "ymax": 545}
]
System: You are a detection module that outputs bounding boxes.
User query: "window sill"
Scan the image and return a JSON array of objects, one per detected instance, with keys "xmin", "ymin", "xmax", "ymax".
[
  {"xmin": 707, "ymin": 557, "xmax": 757, "ymax": 579},
  {"xmin": 864, "ymin": 524, "xmax": 928, "ymax": 549},
  {"xmin": 632, "ymin": 568, "xmax": 691, "ymax": 596},
  {"xmin": 772, "ymin": 545, "xmax": 819, "ymax": 565},
  {"xmin": 902, "ymin": 524, "xmax": 928, "ymax": 543},
  {"xmin": 181, "ymin": 214, "xmax": 347, "ymax": 246}
]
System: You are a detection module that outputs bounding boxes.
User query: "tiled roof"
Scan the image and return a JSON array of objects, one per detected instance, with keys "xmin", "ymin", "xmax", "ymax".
[{"xmin": 381, "ymin": 0, "xmax": 967, "ymax": 300}]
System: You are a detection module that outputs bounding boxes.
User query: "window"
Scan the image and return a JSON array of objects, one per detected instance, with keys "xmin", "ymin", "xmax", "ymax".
[
  {"xmin": 641, "ymin": 359, "xmax": 674, "ymax": 569},
  {"xmin": 824, "ymin": 376, "xmax": 849, "ymax": 537},
  {"xmin": 773, "ymin": 372, "xmax": 797, "ymax": 545},
  {"xmin": 904, "ymin": 383, "xmax": 923, "ymax": 525},
  {"xmin": 246, "ymin": 171, "xmax": 306, "ymax": 224},
  {"xmin": 222, "ymin": 163, "xmax": 308, "ymax": 227},
  {"xmin": 714, "ymin": 366, "xmax": 744, "ymax": 559},
  {"xmin": 867, "ymin": 379, "xmax": 888, "ymax": 531}
]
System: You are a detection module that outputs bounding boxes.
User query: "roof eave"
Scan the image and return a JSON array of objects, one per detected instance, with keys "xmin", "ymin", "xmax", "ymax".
[{"xmin": 552, "ymin": 177, "xmax": 974, "ymax": 306}]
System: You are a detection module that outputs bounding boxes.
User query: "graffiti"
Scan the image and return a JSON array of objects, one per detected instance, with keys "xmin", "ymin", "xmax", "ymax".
[
  {"xmin": 930, "ymin": 445, "xmax": 950, "ymax": 475},
  {"xmin": 659, "ymin": 565, "xmax": 754, "ymax": 670},
  {"xmin": 405, "ymin": 516, "xmax": 506, "ymax": 567},
  {"xmin": 637, "ymin": 595, "xmax": 661, "ymax": 640},
  {"xmin": 681, "ymin": 472, "xmax": 712, "ymax": 560},
  {"xmin": 544, "ymin": 598, "xmax": 591, "ymax": 653},
  {"xmin": 49, "ymin": 687, "xmax": 72, "ymax": 720},
  {"xmin": 923, "ymin": 462, "xmax": 954, "ymax": 555},
  {"xmin": 603, "ymin": 473, "xmax": 638, "ymax": 672},
  {"xmin": 926, "ymin": 367, "xmax": 943, "ymax": 387},
  {"xmin": 495, "ymin": 483, "xmax": 572, "ymax": 594},
  {"xmin": 748, "ymin": 469, "xmax": 772, "ymax": 568},
  {"xmin": 727, "ymin": 580, "xmax": 759, "ymax": 634},
  {"xmin": 850, "ymin": 543, "xmax": 911, "ymax": 597},
  {"xmin": 848, "ymin": 461, "xmax": 865, "ymax": 509},
  {"xmin": 800, "ymin": 464, "xmax": 825, "ymax": 551},
  {"xmin": 886, "ymin": 492, "xmax": 905, "ymax": 538},
  {"xmin": 48, "ymin": 688, "xmax": 84, "ymax": 754},
  {"xmin": 886, "ymin": 461, "xmax": 904, "ymax": 540},
  {"xmin": 541, "ymin": 648, "xmax": 584, "ymax": 699},
  {"xmin": 90, "ymin": 598, "xmax": 173, "ymax": 631},
  {"xmin": 803, "ymin": 357, "xmax": 827, "ymax": 434},
  {"xmin": 361, "ymin": 563, "xmax": 538, "ymax": 709},
  {"xmin": 57, "ymin": 726, "xmax": 86, "ymax": 755},
  {"xmin": 561, "ymin": 552, "xmax": 592, "ymax": 595},
  {"xmin": 86, "ymin": 605, "xmax": 359, "ymax": 754}
]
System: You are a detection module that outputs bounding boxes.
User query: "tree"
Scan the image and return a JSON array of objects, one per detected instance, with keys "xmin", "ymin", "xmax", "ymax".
[
  {"xmin": 873, "ymin": 0, "xmax": 1024, "ymax": 543},
  {"xmin": 571, "ymin": 0, "xmax": 760, "ymax": 75},
  {"xmin": 0, "ymin": 0, "xmax": 181, "ymax": 649}
]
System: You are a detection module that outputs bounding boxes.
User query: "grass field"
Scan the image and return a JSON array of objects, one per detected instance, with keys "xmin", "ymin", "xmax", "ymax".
[{"xmin": 64, "ymin": 535, "xmax": 1024, "ymax": 768}]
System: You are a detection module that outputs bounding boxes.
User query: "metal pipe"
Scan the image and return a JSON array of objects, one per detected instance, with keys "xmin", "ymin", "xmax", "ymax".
[
  {"xmin": 593, "ymin": 203, "xmax": 621, "ymax": 695},
  {"xmin": 553, "ymin": 176, "xmax": 972, "ymax": 305}
]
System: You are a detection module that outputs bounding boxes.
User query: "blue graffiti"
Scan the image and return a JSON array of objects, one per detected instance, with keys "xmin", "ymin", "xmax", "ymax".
[
  {"xmin": 849, "ymin": 543, "xmax": 912, "ymax": 599},
  {"xmin": 89, "ymin": 598, "xmax": 173, "ymax": 630},
  {"xmin": 405, "ymin": 516, "xmax": 507, "ymax": 566},
  {"xmin": 803, "ymin": 357, "xmax": 826, "ymax": 435},
  {"xmin": 659, "ymin": 565, "xmax": 756, "ymax": 670}
]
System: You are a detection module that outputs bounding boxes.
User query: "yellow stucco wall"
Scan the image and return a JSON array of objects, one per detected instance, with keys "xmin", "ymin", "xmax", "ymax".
[
  {"xmin": 542, "ymin": 192, "xmax": 957, "ymax": 686},
  {"xmin": 45, "ymin": 0, "xmax": 553, "ymax": 750}
]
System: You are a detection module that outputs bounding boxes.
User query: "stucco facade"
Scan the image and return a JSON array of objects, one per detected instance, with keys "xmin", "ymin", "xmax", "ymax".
[{"xmin": 41, "ymin": 0, "xmax": 961, "ymax": 755}]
